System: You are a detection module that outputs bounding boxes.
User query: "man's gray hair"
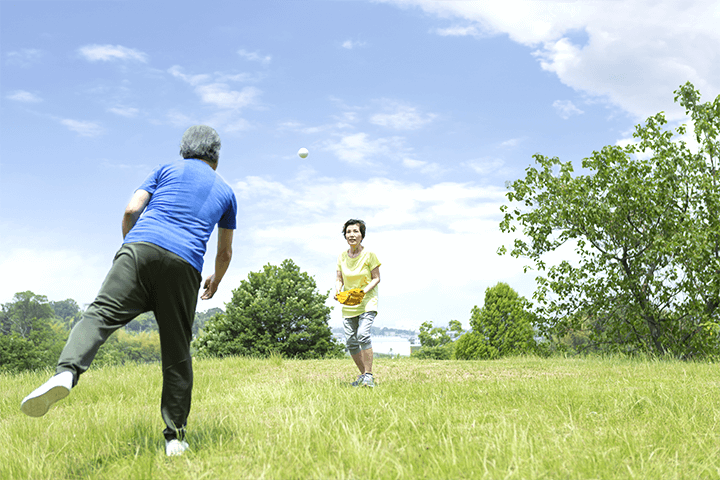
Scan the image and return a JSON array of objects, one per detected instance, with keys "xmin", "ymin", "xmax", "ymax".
[{"xmin": 179, "ymin": 125, "xmax": 221, "ymax": 163}]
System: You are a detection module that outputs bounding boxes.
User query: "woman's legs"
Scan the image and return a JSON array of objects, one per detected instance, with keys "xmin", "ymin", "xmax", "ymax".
[{"xmin": 346, "ymin": 311, "xmax": 376, "ymax": 375}]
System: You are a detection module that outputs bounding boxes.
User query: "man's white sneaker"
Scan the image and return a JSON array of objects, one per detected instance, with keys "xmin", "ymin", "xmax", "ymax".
[
  {"xmin": 165, "ymin": 439, "xmax": 190, "ymax": 456},
  {"xmin": 20, "ymin": 371, "xmax": 74, "ymax": 417}
]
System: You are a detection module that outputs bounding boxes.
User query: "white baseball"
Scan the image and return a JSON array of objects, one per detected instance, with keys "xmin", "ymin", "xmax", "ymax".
[{"xmin": 298, "ymin": 147, "xmax": 309, "ymax": 159}]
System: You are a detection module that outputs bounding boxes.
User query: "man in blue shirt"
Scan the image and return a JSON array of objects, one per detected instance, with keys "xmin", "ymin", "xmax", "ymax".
[{"xmin": 21, "ymin": 125, "xmax": 237, "ymax": 457}]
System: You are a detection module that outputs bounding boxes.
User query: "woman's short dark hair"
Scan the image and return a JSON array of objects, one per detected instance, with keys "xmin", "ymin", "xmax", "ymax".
[
  {"xmin": 179, "ymin": 125, "xmax": 221, "ymax": 164},
  {"xmin": 343, "ymin": 219, "xmax": 366, "ymax": 239}
]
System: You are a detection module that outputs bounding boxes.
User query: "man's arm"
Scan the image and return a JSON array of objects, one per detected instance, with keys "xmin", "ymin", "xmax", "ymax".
[
  {"xmin": 122, "ymin": 189, "xmax": 151, "ymax": 239},
  {"xmin": 202, "ymin": 228, "xmax": 233, "ymax": 300}
]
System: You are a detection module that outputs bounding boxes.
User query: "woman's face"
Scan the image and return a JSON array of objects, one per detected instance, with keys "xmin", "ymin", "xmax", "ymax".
[{"xmin": 345, "ymin": 224, "xmax": 363, "ymax": 247}]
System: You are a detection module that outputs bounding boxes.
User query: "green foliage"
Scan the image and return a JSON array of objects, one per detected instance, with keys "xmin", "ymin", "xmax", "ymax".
[
  {"xmin": 124, "ymin": 312, "xmax": 158, "ymax": 333},
  {"xmin": 0, "ymin": 292, "xmax": 67, "ymax": 372},
  {"xmin": 193, "ymin": 307, "xmax": 223, "ymax": 337},
  {"xmin": 193, "ymin": 259, "xmax": 344, "ymax": 359},
  {"xmin": 0, "ymin": 334, "xmax": 46, "ymax": 373},
  {"xmin": 500, "ymin": 82, "xmax": 720, "ymax": 359},
  {"xmin": 1, "ymin": 291, "xmax": 55, "ymax": 338},
  {"xmin": 417, "ymin": 321, "xmax": 451, "ymax": 348},
  {"xmin": 455, "ymin": 283, "xmax": 537, "ymax": 360},
  {"xmin": 412, "ymin": 320, "xmax": 464, "ymax": 359},
  {"xmin": 50, "ymin": 298, "xmax": 80, "ymax": 320},
  {"xmin": 94, "ymin": 330, "xmax": 162, "ymax": 366}
]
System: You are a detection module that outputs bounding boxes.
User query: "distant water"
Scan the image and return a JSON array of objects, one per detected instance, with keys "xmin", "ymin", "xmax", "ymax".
[{"xmin": 369, "ymin": 335, "xmax": 413, "ymax": 356}]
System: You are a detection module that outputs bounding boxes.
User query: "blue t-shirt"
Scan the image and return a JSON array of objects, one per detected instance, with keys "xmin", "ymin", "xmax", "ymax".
[{"xmin": 123, "ymin": 159, "xmax": 237, "ymax": 273}]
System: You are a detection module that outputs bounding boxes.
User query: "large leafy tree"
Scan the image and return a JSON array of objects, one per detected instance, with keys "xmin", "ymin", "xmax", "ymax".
[
  {"xmin": 50, "ymin": 298, "xmax": 82, "ymax": 330},
  {"xmin": 193, "ymin": 259, "xmax": 344, "ymax": 359},
  {"xmin": 0, "ymin": 291, "xmax": 67, "ymax": 372},
  {"xmin": 50, "ymin": 298, "xmax": 80, "ymax": 320},
  {"xmin": 455, "ymin": 283, "xmax": 536, "ymax": 360},
  {"xmin": 413, "ymin": 320, "xmax": 464, "ymax": 360},
  {"xmin": 1, "ymin": 291, "xmax": 55, "ymax": 338},
  {"xmin": 193, "ymin": 307, "xmax": 224, "ymax": 337},
  {"xmin": 499, "ymin": 82, "xmax": 720, "ymax": 358}
]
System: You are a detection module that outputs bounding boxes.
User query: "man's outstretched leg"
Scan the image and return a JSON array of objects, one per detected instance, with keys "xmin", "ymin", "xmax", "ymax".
[{"xmin": 20, "ymin": 245, "xmax": 148, "ymax": 417}]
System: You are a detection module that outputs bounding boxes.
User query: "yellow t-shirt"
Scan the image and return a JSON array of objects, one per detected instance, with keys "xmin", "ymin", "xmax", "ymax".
[{"xmin": 337, "ymin": 249, "xmax": 381, "ymax": 318}]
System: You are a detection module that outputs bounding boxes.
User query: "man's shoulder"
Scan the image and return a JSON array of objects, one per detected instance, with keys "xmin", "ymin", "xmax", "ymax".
[{"xmin": 214, "ymin": 172, "xmax": 236, "ymax": 199}]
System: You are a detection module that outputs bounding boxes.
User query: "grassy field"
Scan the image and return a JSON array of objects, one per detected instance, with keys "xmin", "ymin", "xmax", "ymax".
[{"xmin": 2, "ymin": 355, "xmax": 720, "ymax": 479}]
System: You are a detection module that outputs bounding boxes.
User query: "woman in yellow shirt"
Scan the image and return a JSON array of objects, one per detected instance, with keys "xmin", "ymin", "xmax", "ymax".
[{"xmin": 335, "ymin": 219, "xmax": 381, "ymax": 387}]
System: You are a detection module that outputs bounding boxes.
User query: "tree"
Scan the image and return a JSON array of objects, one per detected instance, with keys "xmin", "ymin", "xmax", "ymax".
[
  {"xmin": 417, "ymin": 321, "xmax": 452, "ymax": 348},
  {"xmin": 413, "ymin": 320, "xmax": 464, "ymax": 360},
  {"xmin": 1, "ymin": 291, "xmax": 55, "ymax": 338},
  {"xmin": 455, "ymin": 283, "xmax": 536, "ymax": 360},
  {"xmin": 124, "ymin": 312, "xmax": 158, "ymax": 333},
  {"xmin": 193, "ymin": 307, "xmax": 224, "ymax": 337},
  {"xmin": 94, "ymin": 330, "xmax": 162, "ymax": 366},
  {"xmin": 50, "ymin": 299, "xmax": 80, "ymax": 320},
  {"xmin": 50, "ymin": 298, "xmax": 82, "ymax": 330},
  {"xmin": 0, "ymin": 292, "xmax": 67, "ymax": 371},
  {"xmin": 193, "ymin": 259, "xmax": 344, "ymax": 359},
  {"xmin": 499, "ymin": 82, "xmax": 720, "ymax": 358}
]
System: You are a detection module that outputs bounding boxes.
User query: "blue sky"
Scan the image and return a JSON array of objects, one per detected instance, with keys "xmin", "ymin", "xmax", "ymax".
[{"xmin": 2, "ymin": 0, "xmax": 719, "ymax": 330}]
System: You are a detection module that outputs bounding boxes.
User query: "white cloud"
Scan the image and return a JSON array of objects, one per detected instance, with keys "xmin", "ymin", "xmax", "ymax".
[
  {"xmin": 78, "ymin": 44, "xmax": 148, "ymax": 63},
  {"xmin": 0, "ymin": 248, "xmax": 107, "ymax": 307},
  {"xmin": 375, "ymin": 0, "xmax": 720, "ymax": 120},
  {"xmin": 402, "ymin": 158, "xmax": 444, "ymax": 175},
  {"xmin": 464, "ymin": 158, "xmax": 506, "ymax": 176},
  {"xmin": 6, "ymin": 48, "xmax": 43, "ymax": 66},
  {"xmin": 500, "ymin": 137, "xmax": 523, "ymax": 148},
  {"xmin": 60, "ymin": 119, "xmax": 104, "ymax": 137},
  {"xmin": 165, "ymin": 110, "xmax": 195, "ymax": 128},
  {"xmin": 323, "ymin": 132, "xmax": 407, "ymax": 165},
  {"xmin": 435, "ymin": 25, "xmax": 483, "ymax": 37},
  {"xmin": 237, "ymin": 49, "xmax": 272, "ymax": 65},
  {"xmin": 196, "ymin": 84, "xmax": 261, "ymax": 110},
  {"xmin": 369, "ymin": 101, "xmax": 437, "ymax": 130},
  {"xmin": 342, "ymin": 40, "xmax": 367, "ymax": 49},
  {"xmin": 7, "ymin": 90, "xmax": 42, "ymax": 103},
  {"xmin": 552, "ymin": 99, "xmax": 584, "ymax": 119},
  {"xmin": 402, "ymin": 158, "xmax": 426, "ymax": 169},
  {"xmin": 0, "ymin": 173, "xmax": 535, "ymax": 330},
  {"xmin": 168, "ymin": 66, "xmax": 261, "ymax": 110},
  {"xmin": 168, "ymin": 66, "xmax": 211, "ymax": 86},
  {"xmin": 221, "ymin": 173, "xmax": 530, "ymax": 328},
  {"xmin": 108, "ymin": 106, "xmax": 139, "ymax": 117}
]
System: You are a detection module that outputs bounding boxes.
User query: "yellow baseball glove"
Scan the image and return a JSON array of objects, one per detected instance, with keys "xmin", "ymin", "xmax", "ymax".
[{"xmin": 336, "ymin": 288, "xmax": 365, "ymax": 306}]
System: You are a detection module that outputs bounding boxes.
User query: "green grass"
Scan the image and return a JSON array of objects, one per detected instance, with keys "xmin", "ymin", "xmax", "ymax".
[{"xmin": 3, "ymin": 356, "xmax": 720, "ymax": 479}]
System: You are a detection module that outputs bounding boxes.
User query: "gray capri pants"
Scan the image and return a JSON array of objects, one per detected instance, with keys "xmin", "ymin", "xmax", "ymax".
[{"xmin": 343, "ymin": 311, "xmax": 377, "ymax": 355}]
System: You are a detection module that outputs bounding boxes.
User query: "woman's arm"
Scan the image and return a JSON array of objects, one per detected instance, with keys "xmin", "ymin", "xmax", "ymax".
[
  {"xmin": 334, "ymin": 269, "xmax": 344, "ymax": 300},
  {"xmin": 363, "ymin": 266, "xmax": 380, "ymax": 294}
]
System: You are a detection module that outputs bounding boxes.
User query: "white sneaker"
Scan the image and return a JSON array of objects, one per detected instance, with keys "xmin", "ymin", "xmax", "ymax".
[
  {"xmin": 165, "ymin": 439, "xmax": 190, "ymax": 456},
  {"xmin": 21, "ymin": 371, "xmax": 74, "ymax": 417}
]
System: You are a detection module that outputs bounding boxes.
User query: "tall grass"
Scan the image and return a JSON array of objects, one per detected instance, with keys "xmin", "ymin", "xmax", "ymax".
[{"xmin": 2, "ymin": 355, "xmax": 720, "ymax": 479}]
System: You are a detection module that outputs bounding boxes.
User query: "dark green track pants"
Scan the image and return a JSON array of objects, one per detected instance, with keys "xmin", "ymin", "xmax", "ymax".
[{"xmin": 57, "ymin": 242, "xmax": 201, "ymax": 441}]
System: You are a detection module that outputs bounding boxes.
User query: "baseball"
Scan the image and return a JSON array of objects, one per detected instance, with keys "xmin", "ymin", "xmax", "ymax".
[{"xmin": 298, "ymin": 147, "xmax": 309, "ymax": 159}]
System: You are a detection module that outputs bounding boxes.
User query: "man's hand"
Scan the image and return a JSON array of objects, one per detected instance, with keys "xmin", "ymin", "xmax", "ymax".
[
  {"xmin": 202, "ymin": 228, "xmax": 233, "ymax": 300},
  {"xmin": 201, "ymin": 274, "xmax": 219, "ymax": 300}
]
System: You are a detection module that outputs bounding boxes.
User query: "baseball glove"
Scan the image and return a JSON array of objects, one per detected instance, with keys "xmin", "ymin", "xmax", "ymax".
[{"xmin": 336, "ymin": 288, "xmax": 365, "ymax": 306}]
